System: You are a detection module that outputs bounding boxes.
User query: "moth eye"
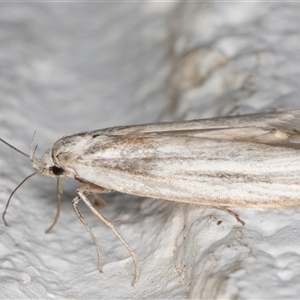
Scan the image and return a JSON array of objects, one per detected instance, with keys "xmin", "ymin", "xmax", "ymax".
[{"xmin": 49, "ymin": 166, "xmax": 64, "ymax": 176}]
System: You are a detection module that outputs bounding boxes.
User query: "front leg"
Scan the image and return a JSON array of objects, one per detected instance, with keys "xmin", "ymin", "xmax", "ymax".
[
  {"xmin": 72, "ymin": 194, "xmax": 103, "ymax": 272},
  {"xmin": 71, "ymin": 185, "xmax": 112, "ymax": 272},
  {"xmin": 72, "ymin": 185, "xmax": 139, "ymax": 286},
  {"xmin": 45, "ymin": 177, "xmax": 63, "ymax": 233}
]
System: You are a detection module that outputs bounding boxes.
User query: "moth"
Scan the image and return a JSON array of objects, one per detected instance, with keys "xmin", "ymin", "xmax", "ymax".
[{"xmin": 2, "ymin": 109, "xmax": 300, "ymax": 285}]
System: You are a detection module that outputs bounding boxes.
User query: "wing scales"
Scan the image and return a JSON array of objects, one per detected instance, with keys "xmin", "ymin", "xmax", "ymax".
[
  {"xmin": 89, "ymin": 110, "xmax": 300, "ymax": 148},
  {"xmin": 73, "ymin": 134, "xmax": 300, "ymax": 207}
]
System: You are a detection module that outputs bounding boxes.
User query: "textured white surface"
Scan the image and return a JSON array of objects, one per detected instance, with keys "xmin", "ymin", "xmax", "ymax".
[{"xmin": 1, "ymin": 2, "xmax": 300, "ymax": 299}]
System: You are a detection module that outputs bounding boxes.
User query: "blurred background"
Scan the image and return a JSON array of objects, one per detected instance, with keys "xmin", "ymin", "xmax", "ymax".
[{"xmin": 1, "ymin": 2, "xmax": 300, "ymax": 299}]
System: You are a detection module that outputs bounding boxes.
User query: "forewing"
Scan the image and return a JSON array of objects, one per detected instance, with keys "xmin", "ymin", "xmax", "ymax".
[
  {"xmin": 88, "ymin": 110, "xmax": 300, "ymax": 148},
  {"xmin": 72, "ymin": 132, "xmax": 300, "ymax": 207}
]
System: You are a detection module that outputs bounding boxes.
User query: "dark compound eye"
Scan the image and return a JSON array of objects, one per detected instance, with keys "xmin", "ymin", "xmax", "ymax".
[{"xmin": 49, "ymin": 165, "xmax": 64, "ymax": 176}]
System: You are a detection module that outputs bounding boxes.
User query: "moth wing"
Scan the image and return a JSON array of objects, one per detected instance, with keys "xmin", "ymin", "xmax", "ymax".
[
  {"xmin": 55, "ymin": 110, "xmax": 300, "ymax": 206},
  {"xmin": 72, "ymin": 133, "xmax": 300, "ymax": 207},
  {"xmin": 89, "ymin": 110, "xmax": 300, "ymax": 147}
]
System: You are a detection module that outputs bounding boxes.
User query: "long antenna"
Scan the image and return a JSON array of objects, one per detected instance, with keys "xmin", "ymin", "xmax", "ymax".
[
  {"xmin": 0, "ymin": 137, "xmax": 35, "ymax": 225},
  {"xmin": 2, "ymin": 171, "xmax": 38, "ymax": 226},
  {"xmin": 0, "ymin": 138, "xmax": 29, "ymax": 158}
]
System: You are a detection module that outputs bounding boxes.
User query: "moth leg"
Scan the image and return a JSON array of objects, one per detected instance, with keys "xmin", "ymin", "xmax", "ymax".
[
  {"xmin": 46, "ymin": 177, "xmax": 63, "ymax": 233},
  {"xmin": 92, "ymin": 193, "xmax": 107, "ymax": 208},
  {"xmin": 76, "ymin": 186, "xmax": 139, "ymax": 286},
  {"xmin": 71, "ymin": 195, "xmax": 103, "ymax": 272},
  {"xmin": 81, "ymin": 184, "xmax": 110, "ymax": 208},
  {"xmin": 215, "ymin": 206, "xmax": 245, "ymax": 226}
]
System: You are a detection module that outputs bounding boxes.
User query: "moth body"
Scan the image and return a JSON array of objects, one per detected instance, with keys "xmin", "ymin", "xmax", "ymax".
[{"xmin": 35, "ymin": 109, "xmax": 300, "ymax": 207}]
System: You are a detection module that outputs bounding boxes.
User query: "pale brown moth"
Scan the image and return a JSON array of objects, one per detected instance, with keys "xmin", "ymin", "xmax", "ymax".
[{"xmin": 2, "ymin": 109, "xmax": 300, "ymax": 285}]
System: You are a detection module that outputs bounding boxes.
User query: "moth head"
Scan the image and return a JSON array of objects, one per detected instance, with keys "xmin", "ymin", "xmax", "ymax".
[{"xmin": 31, "ymin": 148, "xmax": 65, "ymax": 178}]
